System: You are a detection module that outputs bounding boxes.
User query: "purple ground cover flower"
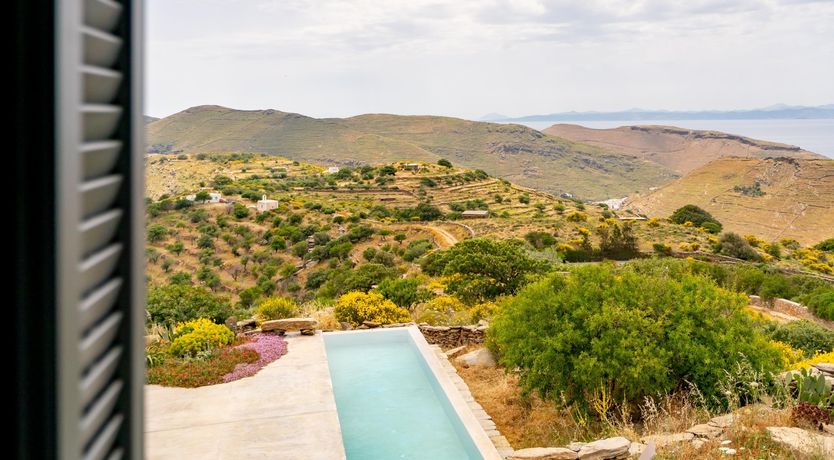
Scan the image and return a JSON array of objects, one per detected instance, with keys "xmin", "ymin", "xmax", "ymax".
[{"xmin": 222, "ymin": 333, "xmax": 288, "ymax": 383}]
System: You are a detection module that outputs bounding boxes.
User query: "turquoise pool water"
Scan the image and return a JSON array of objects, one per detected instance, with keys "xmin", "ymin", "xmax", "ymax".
[{"xmin": 324, "ymin": 329, "xmax": 483, "ymax": 459}]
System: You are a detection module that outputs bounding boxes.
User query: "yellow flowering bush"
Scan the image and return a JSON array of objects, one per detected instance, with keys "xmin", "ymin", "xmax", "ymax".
[
  {"xmin": 744, "ymin": 234, "xmax": 765, "ymax": 248},
  {"xmin": 679, "ymin": 242, "xmax": 692, "ymax": 251},
  {"xmin": 557, "ymin": 243, "xmax": 574, "ymax": 253},
  {"xmin": 335, "ymin": 291, "xmax": 411, "ymax": 326},
  {"xmin": 771, "ymin": 340, "xmax": 805, "ymax": 369},
  {"xmin": 169, "ymin": 318, "xmax": 234, "ymax": 358},
  {"xmin": 413, "ymin": 295, "xmax": 470, "ymax": 326},
  {"xmin": 469, "ymin": 301, "xmax": 498, "ymax": 323},
  {"xmin": 791, "ymin": 350, "xmax": 834, "ymax": 371},
  {"xmin": 647, "ymin": 218, "xmax": 660, "ymax": 228},
  {"xmin": 567, "ymin": 211, "xmax": 588, "ymax": 222},
  {"xmin": 577, "ymin": 227, "xmax": 590, "ymax": 236},
  {"xmin": 256, "ymin": 297, "xmax": 298, "ymax": 320},
  {"xmin": 682, "ymin": 221, "xmax": 694, "ymax": 227}
]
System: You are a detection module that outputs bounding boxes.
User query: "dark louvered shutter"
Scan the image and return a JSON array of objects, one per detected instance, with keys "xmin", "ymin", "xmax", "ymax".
[{"xmin": 55, "ymin": 1, "xmax": 145, "ymax": 459}]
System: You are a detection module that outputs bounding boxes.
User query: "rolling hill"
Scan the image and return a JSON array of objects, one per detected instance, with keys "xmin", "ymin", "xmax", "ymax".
[
  {"xmin": 625, "ymin": 157, "xmax": 834, "ymax": 244},
  {"xmin": 542, "ymin": 124, "xmax": 823, "ymax": 174},
  {"xmin": 146, "ymin": 105, "xmax": 677, "ymax": 200}
]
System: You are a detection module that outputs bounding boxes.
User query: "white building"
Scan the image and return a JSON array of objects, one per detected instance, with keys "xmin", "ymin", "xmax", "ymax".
[
  {"xmin": 256, "ymin": 194, "xmax": 279, "ymax": 213},
  {"xmin": 325, "ymin": 166, "xmax": 341, "ymax": 174},
  {"xmin": 185, "ymin": 192, "xmax": 223, "ymax": 203}
]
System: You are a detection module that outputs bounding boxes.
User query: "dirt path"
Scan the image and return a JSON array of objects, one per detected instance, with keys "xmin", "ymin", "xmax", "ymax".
[{"xmin": 417, "ymin": 224, "xmax": 459, "ymax": 248}]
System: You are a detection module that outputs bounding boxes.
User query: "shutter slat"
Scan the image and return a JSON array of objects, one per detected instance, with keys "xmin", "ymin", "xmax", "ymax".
[
  {"xmin": 80, "ymin": 175, "xmax": 122, "ymax": 218},
  {"xmin": 79, "ymin": 244, "xmax": 122, "ymax": 295},
  {"xmin": 82, "ymin": 413, "xmax": 123, "ymax": 460},
  {"xmin": 79, "ymin": 278, "xmax": 122, "ymax": 332},
  {"xmin": 83, "ymin": 0, "xmax": 123, "ymax": 32},
  {"xmin": 80, "ymin": 209, "xmax": 122, "ymax": 257},
  {"xmin": 82, "ymin": 26, "xmax": 122, "ymax": 68},
  {"xmin": 69, "ymin": 1, "xmax": 137, "ymax": 458},
  {"xmin": 83, "ymin": 66, "xmax": 123, "ymax": 104},
  {"xmin": 82, "ymin": 105, "xmax": 122, "ymax": 141},
  {"xmin": 79, "ymin": 312, "xmax": 123, "ymax": 371},
  {"xmin": 80, "ymin": 381, "xmax": 123, "ymax": 447},
  {"xmin": 82, "ymin": 141, "xmax": 121, "ymax": 180},
  {"xmin": 81, "ymin": 346, "xmax": 122, "ymax": 408}
]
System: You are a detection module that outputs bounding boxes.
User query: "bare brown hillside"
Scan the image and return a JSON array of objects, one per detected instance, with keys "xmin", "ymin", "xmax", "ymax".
[
  {"xmin": 625, "ymin": 157, "xmax": 834, "ymax": 244},
  {"xmin": 543, "ymin": 124, "xmax": 822, "ymax": 174}
]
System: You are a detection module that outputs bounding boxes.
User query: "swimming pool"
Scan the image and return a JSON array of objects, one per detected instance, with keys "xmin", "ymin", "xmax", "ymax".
[{"xmin": 324, "ymin": 327, "xmax": 501, "ymax": 460}]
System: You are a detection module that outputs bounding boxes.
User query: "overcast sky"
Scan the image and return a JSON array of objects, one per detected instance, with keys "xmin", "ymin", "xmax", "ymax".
[{"xmin": 147, "ymin": 0, "xmax": 834, "ymax": 119}]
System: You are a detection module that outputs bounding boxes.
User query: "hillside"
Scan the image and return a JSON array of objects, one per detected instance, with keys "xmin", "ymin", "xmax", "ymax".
[
  {"xmin": 542, "ymin": 124, "xmax": 822, "ymax": 174},
  {"xmin": 625, "ymin": 157, "xmax": 834, "ymax": 244},
  {"xmin": 146, "ymin": 105, "xmax": 677, "ymax": 200}
]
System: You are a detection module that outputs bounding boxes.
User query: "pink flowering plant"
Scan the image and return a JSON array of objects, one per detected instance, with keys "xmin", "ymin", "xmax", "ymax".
[{"xmin": 222, "ymin": 333, "xmax": 288, "ymax": 383}]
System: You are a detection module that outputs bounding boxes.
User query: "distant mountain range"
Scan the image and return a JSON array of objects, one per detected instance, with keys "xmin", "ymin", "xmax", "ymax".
[{"xmin": 483, "ymin": 104, "xmax": 834, "ymax": 122}]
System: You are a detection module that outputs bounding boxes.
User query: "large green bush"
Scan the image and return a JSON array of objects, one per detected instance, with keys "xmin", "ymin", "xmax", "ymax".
[
  {"xmin": 670, "ymin": 204, "xmax": 722, "ymax": 232},
  {"xmin": 490, "ymin": 264, "xmax": 781, "ymax": 409},
  {"xmin": 801, "ymin": 286, "xmax": 834, "ymax": 320},
  {"xmin": 766, "ymin": 320, "xmax": 834, "ymax": 357},
  {"xmin": 421, "ymin": 238, "xmax": 549, "ymax": 302},
  {"xmin": 147, "ymin": 284, "xmax": 232, "ymax": 326}
]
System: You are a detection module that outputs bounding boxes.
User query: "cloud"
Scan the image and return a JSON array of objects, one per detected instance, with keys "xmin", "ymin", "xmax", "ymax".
[{"xmin": 146, "ymin": 0, "xmax": 834, "ymax": 118}]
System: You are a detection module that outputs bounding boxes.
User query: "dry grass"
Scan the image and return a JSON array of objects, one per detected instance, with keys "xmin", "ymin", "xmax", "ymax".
[
  {"xmin": 453, "ymin": 363, "xmax": 604, "ymax": 447},
  {"xmin": 453, "ymin": 361, "xmax": 826, "ymax": 459}
]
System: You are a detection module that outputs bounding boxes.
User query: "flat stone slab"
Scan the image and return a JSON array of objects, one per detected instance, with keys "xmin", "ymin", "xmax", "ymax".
[
  {"xmin": 688, "ymin": 423, "xmax": 724, "ymax": 439},
  {"xmin": 577, "ymin": 436, "xmax": 629, "ymax": 460},
  {"xmin": 640, "ymin": 432, "xmax": 694, "ymax": 448},
  {"xmin": 708, "ymin": 414, "xmax": 734, "ymax": 429},
  {"xmin": 509, "ymin": 447, "xmax": 578, "ymax": 460},
  {"xmin": 261, "ymin": 317, "xmax": 318, "ymax": 332}
]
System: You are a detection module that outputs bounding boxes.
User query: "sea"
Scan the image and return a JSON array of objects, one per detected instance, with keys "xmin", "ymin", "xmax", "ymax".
[{"xmin": 515, "ymin": 119, "xmax": 834, "ymax": 159}]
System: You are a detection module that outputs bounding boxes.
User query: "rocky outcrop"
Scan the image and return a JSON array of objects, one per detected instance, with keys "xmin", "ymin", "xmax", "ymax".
[
  {"xmin": 418, "ymin": 323, "xmax": 487, "ymax": 348},
  {"xmin": 455, "ymin": 348, "xmax": 496, "ymax": 368},
  {"xmin": 766, "ymin": 426, "xmax": 834, "ymax": 455}
]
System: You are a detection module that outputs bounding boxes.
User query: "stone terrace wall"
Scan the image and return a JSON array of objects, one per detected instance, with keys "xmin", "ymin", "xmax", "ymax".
[{"xmin": 419, "ymin": 324, "xmax": 487, "ymax": 348}]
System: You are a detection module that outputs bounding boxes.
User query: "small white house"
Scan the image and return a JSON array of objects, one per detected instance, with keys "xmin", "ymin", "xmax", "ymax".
[
  {"xmin": 461, "ymin": 210, "xmax": 489, "ymax": 219},
  {"xmin": 256, "ymin": 194, "xmax": 279, "ymax": 213},
  {"xmin": 185, "ymin": 191, "xmax": 222, "ymax": 203},
  {"xmin": 402, "ymin": 163, "xmax": 420, "ymax": 171},
  {"xmin": 325, "ymin": 166, "xmax": 341, "ymax": 174}
]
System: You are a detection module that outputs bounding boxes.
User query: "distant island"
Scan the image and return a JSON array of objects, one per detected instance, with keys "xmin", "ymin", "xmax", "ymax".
[{"xmin": 483, "ymin": 104, "xmax": 834, "ymax": 122}]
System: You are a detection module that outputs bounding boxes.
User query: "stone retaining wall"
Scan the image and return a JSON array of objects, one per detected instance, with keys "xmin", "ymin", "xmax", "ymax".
[{"xmin": 418, "ymin": 324, "xmax": 487, "ymax": 348}]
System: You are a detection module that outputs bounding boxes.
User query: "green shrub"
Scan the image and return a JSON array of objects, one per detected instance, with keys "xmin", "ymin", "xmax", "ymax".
[
  {"xmin": 719, "ymin": 232, "xmax": 762, "ymax": 261},
  {"xmin": 334, "ymin": 291, "xmax": 411, "ymax": 326},
  {"xmin": 438, "ymin": 159, "xmax": 452, "ymax": 168},
  {"xmin": 670, "ymin": 204, "xmax": 722, "ymax": 231},
  {"xmin": 147, "ymin": 224, "xmax": 168, "ymax": 242},
  {"xmin": 169, "ymin": 318, "xmax": 234, "ymax": 358},
  {"xmin": 701, "ymin": 221, "xmax": 722, "ymax": 234},
  {"xmin": 421, "ymin": 238, "xmax": 549, "ymax": 302},
  {"xmin": 802, "ymin": 286, "xmax": 834, "ymax": 320},
  {"xmin": 403, "ymin": 239, "xmax": 433, "ymax": 262},
  {"xmin": 766, "ymin": 320, "xmax": 834, "ymax": 357},
  {"xmin": 255, "ymin": 297, "xmax": 298, "ymax": 320},
  {"xmin": 490, "ymin": 264, "xmax": 781, "ymax": 409},
  {"xmin": 653, "ymin": 242, "xmax": 673, "ymax": 256},
  {"xmin": 147, "ymin": 284, "xmax": 232, "ymax": 325},
  {"xmin": 815, "ymin": 238, "xmax": 834, "ymax": 252},
  {"xmin": 376, "ymin": 278, "xmax": 428, "ymax": 309},
  {"xmin": 524, "ymin": 231, "xmax": 556, "ymax": 250}
]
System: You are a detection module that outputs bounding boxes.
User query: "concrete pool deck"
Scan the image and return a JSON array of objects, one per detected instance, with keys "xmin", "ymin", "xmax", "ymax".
[{"xmin": 145, "ymin": 332, "xmax": 345, "ymax": 460}]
